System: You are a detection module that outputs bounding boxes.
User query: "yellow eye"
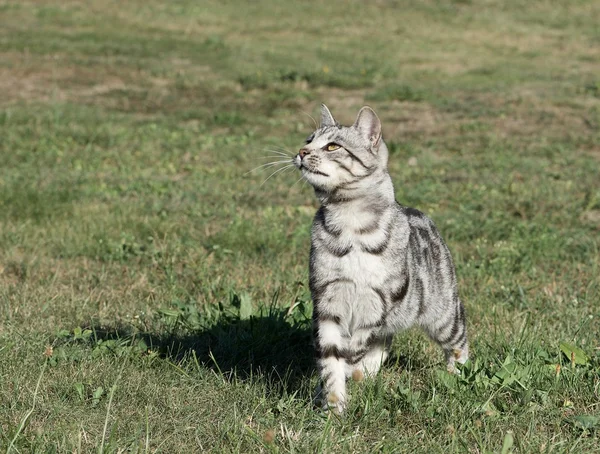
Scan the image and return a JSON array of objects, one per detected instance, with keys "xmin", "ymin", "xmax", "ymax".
[{"xmin": 326, "ymin": 143, "xmax": 341, "ymax": 151}]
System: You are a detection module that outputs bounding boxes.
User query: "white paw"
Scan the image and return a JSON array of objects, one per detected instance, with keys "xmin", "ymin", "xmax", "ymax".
[{"xmin": 324, "ymin": 391, "xmax": 346, "ymax": 414}]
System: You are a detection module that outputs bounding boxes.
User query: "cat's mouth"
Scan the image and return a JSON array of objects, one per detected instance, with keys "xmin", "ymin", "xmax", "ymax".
[
  {"xmin": 294, "ymin": 154, "xmax": 330, "ymax": 178},
  {"xmin": 302, "ymin": 166, "xmax": 329, "ymax": 177}
]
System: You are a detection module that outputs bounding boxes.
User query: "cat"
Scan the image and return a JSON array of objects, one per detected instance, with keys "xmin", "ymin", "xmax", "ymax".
[{"xmin": 293, "ymin": 104, "xmax": 469, "ymax": 413}]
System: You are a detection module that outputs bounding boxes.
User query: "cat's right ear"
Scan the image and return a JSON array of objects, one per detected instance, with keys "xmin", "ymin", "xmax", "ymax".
[
  {"xmin": 320, "ymin": 104, "xmax": 337, "ymax": 128},
  {"xmin": 353, "ymin": 106, "xmax": 381, "ymax": 148}
]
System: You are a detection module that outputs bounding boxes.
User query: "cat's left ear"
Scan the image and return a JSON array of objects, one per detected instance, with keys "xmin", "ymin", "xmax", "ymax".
[
  {"xmin": 320, "ymin": 104, "xmax": 337, "ymax": 128},
  {"xmin": 353, "ymin": 106, "xmax": 381, "ymax": 147}
]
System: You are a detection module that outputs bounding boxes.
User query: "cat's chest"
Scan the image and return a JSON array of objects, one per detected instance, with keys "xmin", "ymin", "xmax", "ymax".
[
  {"xmin": 313, "ymin": 227, "xmax": 392, "ymax": 286},
  {"xmin": 320, "ymin": 208, "xmax": 392, "ymax": 253},
  {"xmin": 336, "ymin": 246, "xmax": 388, "ymax": 283}
]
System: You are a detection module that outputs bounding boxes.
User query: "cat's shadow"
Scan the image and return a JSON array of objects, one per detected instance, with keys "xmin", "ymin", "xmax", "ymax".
[{"xmin": 88, "ymin": 307, "xmax": 316, "ymax": 398}]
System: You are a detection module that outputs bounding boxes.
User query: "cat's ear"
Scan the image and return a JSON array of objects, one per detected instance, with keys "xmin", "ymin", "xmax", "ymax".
[
  {"xmin": 320, "ymin": 104, "xmax": 337, "ymax": 128},
  {"xmin": 353, "ymin": 106, "xmax": 381, "ymax": 147}
]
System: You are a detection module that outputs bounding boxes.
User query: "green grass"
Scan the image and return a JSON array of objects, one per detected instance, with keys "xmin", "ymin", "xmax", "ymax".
[{"xmin": 1, "ymin": 0, "xmax": 599, "ymax": 452}]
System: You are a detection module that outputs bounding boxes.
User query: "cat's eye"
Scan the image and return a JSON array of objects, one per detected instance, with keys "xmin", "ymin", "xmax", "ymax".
[{"xmin": 325, "ymin": 143, "xmax": 341, "ymax": 151}]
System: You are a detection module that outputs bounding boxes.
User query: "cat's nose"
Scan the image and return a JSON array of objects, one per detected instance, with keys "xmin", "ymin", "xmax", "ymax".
[{"xmin": 298, "ymin": 148, "xmax": 310, "ymax": 159}]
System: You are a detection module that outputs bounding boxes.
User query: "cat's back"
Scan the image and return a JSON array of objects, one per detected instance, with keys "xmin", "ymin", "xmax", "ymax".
[
  {"xmin": 399, "ymin": 205, "xmax": 449, "ymax": 252},
  {"xmin": 399, "ymin": 204, "xmax": 457, "ymax": 291}
]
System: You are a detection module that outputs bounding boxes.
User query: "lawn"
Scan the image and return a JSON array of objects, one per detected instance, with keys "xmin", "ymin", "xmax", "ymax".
[{"xmin": 1, "ymin": 0, "xmax": 599, "ymax": 452}]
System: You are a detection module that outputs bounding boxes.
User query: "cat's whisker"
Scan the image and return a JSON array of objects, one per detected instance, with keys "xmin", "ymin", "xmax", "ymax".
[
  {"xmin": 260, "ymin": 164, "xmax": 295, "ymax": 186},
  {"xmin": 300, "ymin": 109, "xmax": 318, "ymax": 129},
  {"xmin": 265, "ymin": 144, "xmax": 292, "ymax": 152},
  {"xmin": 256, "ymin": 155, "xmax": 294, "ymax": 160},
  {"xmin": 251, "ymin": 145, "xmax": 290, "ymax": 154},
  {"xmin": 259, "ymin": 149, "xmax": 288, "ymax": 155},
  {"xmin": 245, "ymin": 160, "xmax": 292, "ymax": 175},
  {"xmin": 289, "ymin": 174, "xmax": 306, "ymax": 190},
  {"xmin": 248, "ymin": 147, "xmax": 293, "ymax": 158},
  {"xmin": 264, "ymin": 148, "xmax": 294, "ymax": 157},
  {"xmin": 269, "ymin": 144, "xmax": 296, "ymax": 153}
]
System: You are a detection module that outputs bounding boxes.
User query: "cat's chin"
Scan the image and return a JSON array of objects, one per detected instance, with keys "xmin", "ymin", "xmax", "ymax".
[{"xmin": 301, "ymin": 168, "xmax": 333, "ymax": 191}]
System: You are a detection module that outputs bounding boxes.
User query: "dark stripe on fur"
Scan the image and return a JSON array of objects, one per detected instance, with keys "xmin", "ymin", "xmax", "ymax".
[
  {"xmin": 391, "ymin": 275, "xmax": 410, "ymax": 304},
  {"xmin": 430, "ymin": 242, "xmax": 444, "ymax": 287},
  {"xmin": 356, "ymin": 317, "xmax": 385, "ymax": 329},
  {"xmin": 325, "ymin": 243, "xmax": 352, "ymax": 257},
  {"xmin": 356, "ymin": 220, "xmax": 380, "ymax": 235},
  {"xmin": 317, "ymin": 207, "xmax": 342, "ymax": 237},
  {"xmin": 306, "ymin": 167, "xmax": 329, "ymax": 177},
  {"xmin": 416, "ymin": 277, "xmax": 426, "ymax": 317},
  {"xmin": 439, "ymin": 304, "xmax": 465, "ymax": 345},
  {"xmin": 320, "ymin": 371, "xmax": 333, "ymax": 384},
  {"xmin": 365, "ymin": 332, "xmax": 382, "ymax": 347},
  {"xmin": 345, "ymin": 149, "xmax": 370, "ymax": 170},
  {"xmin": 362, "ymin": 231, "xmax": 391, "ymax": 254},
  {"xmin": 318, "ymin": 345, "xmax": 349, "ymax": 360},
  {"xmin": 416, "ymin": 226, "xmax": 431, "ymax": 245},
  {"xmin": 366, "ymin": 202, "xmax": 386, "ymax": 217},
  {"xmin": 372, "ymin": 287, "xmax": 387, "ymax": 306},
  {"xmin": 347, "ymin": 334, "xmax": 387, "ymax": 364},
  {"xmin": 347, "ymin": 351, "xmax": 368, "ymax": 365},
  {"xmin": 317, "ymin": 312, "xmax": 342, "ymax": 324},
  {"xmin": 404, "ymin": 207, "xmax": 424, "ymax": 218},
  {"xmin": 327, "ymin": 192, "xmax": 361, "ymax": 203},
  {"xmin": 338, "ymin": 177, "xmax": 361, "ymax": 187},
  {"xmin": 408, "ymin": 230, "xmax": 422, "ymax": 266},
  {"xmin": 311, "ymin": 277, "xmax": 353, "ymax": 302},
  {"xmin": 337, "ymin": 162, "xmax": 357, "ymax": 177}
]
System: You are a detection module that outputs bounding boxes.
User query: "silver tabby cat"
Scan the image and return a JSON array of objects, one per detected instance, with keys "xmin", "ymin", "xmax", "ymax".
[{"xmin": 293, "ymin": 104, "xmax": 469, "ymax": 413}]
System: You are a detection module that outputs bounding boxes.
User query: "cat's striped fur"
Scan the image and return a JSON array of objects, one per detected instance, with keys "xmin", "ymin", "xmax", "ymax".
[{"xmin": 294, "ymin": 105, "xmax": 468, "ymax": 413}]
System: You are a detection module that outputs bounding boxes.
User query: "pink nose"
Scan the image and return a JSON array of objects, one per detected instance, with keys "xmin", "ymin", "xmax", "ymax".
[{"xmin": 299, "ymin": 148, "xmax": 310, "ymax": 159}]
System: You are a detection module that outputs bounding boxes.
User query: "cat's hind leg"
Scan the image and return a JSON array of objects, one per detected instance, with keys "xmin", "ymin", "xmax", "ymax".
[
  {"xmin": 349, "ymin": 333, "xmax": 392, "ymax": 380},
  {"xmin": 425, "ymin": 300, "xmax": 469, "ymax": 373},
  {"xmin": 356, "ymin": 344, "xmax": 389, "ymax": 378}
]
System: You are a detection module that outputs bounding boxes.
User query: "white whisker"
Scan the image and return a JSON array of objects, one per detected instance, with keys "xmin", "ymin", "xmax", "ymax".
[
  {"xmin": 245, "ymin": 160, "xmax": 292, "ymax": 175},
  {"xmin": 260, "ymin": 165, "xmax": 295, "ymax": 186},
  {"xmin": 256, "ymin": 155, "xmax": 294, "ymax": 160},
  {"xmin": 289, "ymin": 174, "xmax": 305, "ymax": 190},
  {"xmin": 268, "ymin": 145, "xmax": 296, "ymax": 153},
  {"xmin": 300, "ymin": 109, "xmax": 318, "ymax": 129},
  {"xmin": 248, "ymin": 147, "xmax": 293, "ymax": 158},
  {"xmin": 265, "ymin": 144, "xmax": 291, "ymax": 151},
  {"xmin": 261, "ymin": 149, "xmax": 287, "ymax": 155},
  {"xmin": 264, "ymin": 148, "xmax": 293, "ymax": 157}
]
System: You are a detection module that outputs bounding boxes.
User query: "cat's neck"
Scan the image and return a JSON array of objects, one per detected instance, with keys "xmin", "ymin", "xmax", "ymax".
[{"xmin": 316, "ymin": 170, "xmax": 395, "ymax": 210}]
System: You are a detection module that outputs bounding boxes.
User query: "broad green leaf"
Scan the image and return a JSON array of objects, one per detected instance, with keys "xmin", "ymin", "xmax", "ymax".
[
  {"xmin": 492, "ymin": 358, "xmax": 518, "ymax": 385},
  {"xmin": 239, "ymin": 292, "xmax": 253, "ymax": 320},
  {"xmin": 436, "ymin": 369, "xmax": 457, "ymax": 390},
  {"xmin": 93, "ymin": 387, "xmax": 104, "ymax": 399},
  {"xmin": 501, "ymin": 430, "xmax": 514, "ymax": 454},
  {"xmin": 74, "ymin": 382, "xmax": 85, "ymax": 401},
  {"xmin": 92, "ymin": 386, "xmax": 104, "ymax": 407},
  {"xmin": 56, "ymin": 329, "xmax": 70, "ymax": 338},
  {"xmin": 571, "ymin": 415, "xmax": 599, "ymax": 430},
  {"xmin": 158, "ymin": 309, "xmax": 181, "ymax": 317},
  {"xmin": 559, "ymin": 342, "xmax": 589, "ymax": 365}
]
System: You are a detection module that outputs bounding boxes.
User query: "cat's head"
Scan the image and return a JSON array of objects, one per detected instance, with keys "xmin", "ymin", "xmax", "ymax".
[{"xmin": 294, "ymin": 104, "xmax": 389, "ymax": 193}]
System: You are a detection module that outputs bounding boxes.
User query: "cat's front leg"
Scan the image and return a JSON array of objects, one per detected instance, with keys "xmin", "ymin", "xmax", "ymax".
[{"xmin": 315, "ymin": 319, "xmax": 348, "ymax": 413}]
